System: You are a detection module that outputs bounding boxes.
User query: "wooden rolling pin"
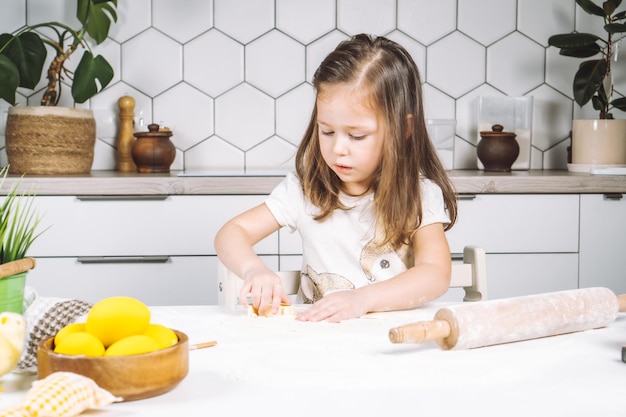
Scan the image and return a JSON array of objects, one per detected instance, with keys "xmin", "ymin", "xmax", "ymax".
[
  {"xmin": 0, "ymin": 257, "xmax": 36, "ymax": 279},
  {"xmin": 389, "ymin": 287, "xmax": 626, "ymax": 350}
]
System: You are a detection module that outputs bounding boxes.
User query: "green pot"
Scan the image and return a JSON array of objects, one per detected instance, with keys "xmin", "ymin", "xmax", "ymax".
[{"xmin": 0, "ymin": 272, "xmax": 27, "ymax": 314}]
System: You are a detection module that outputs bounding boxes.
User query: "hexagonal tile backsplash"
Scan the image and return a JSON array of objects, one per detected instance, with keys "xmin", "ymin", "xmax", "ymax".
[{"xmin": 2, "ymin": 0, "xmax": 624, "ymax": 172}]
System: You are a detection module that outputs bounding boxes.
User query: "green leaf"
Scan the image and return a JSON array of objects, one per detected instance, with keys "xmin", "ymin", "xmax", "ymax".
[
  {"xmin": 591, "ymin": 94, "xmax": 607, "ymax": 111},
  {"xmin": 573, "ymin": 59, "xmax": 607, "ymax": 106},
  {"xmin": 0, "ymin": 32, "xmax": 46, "ymax": 89},
  {"xmin": 0, "ymin": 55, "xmax": 19, "ymax": 105},
  {"xmin": 603, "ymin": 0, "xmax": 618, "ymax": 15},
  {"xmin": 605, "ymin": 22, "xmax": 626, "ymax": 33},
  {"xmin": 0, "ymin": 169, "xmax": 46, "ymax": 263},
  {"xmin": 559, "ymin": 44, "xmax": 601, "ymax": 57},
  {"xmin": 71, "ymin": 51, "xmax": 114, "ymax": 103},
  {"xmin": 78, "ymin": 0, "xmax": 118, "ymax": 44},
  {"xmin": 576, "ymin": 0, "xmax": 606, "ymax": 16},
  {"xmin": 548, "ymin": 33, "xmax": 602, "ymax": 48},
  {"xmin": 77, "ymin": 0, "xmax": 88, "ymax": 24},
  {"xmin": 611, "ymin": 96, "xmax": 626, "ymax": 112},
  {"xmin": 614, "ymin": 10, "xmax": 626, "ymax": 19}
]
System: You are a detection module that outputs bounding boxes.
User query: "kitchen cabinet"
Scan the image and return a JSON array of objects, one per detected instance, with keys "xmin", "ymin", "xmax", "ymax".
[
  {"xmin": 26, "ymin": 256, "xmax": 216, "ymax": 305},
  {"xmin": 280, "ymin": 194, "xmax": 580, "ymax": 299},
  {"xmin": 9, "ymin": 171, "xmax": 624, "ymax": 304},
  {"xmin": 25, "ymin": 195, "xmax": 275, "ymax": 305},
  {"xmin": 579, "ymin": 193, "xmax": 626, "ymax": 294},
  {"xmin": 27, "ymin": 195, "xmax": 276, "ymax": 256},
  {"xmin": 445, "ymin": 194, "xmax": 580, "ymax": 299}
]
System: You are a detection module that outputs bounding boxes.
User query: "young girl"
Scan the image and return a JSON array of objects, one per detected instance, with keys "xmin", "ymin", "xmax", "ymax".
[{"xmin": 214, "ymin": 34, "xmax": 458, "ymax": 322}]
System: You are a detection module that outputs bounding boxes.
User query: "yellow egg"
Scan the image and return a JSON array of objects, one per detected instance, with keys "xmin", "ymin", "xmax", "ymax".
[
  {"xmin": 54, "ymin": 332, "xmax": 105, "ymax": 356},
  {"xmin": 104, "ymin": 335, "xmax": 160, "ymax": 356},
  {"xmin": 143, "ymin": 324, "xmax": 178, "ymax": 349},
  {"xmin": 85, "ymin": 296, "xmax": 150, "ymax": 347},
  {"xmin": 54, "ymin": 322, "xmax": 85, "ymax": 347}
]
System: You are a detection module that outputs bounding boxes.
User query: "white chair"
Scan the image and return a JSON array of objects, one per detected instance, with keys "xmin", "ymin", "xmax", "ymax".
[{"xmin": 217, "ymin": 245, "xmax": 487, "ymax": 306}]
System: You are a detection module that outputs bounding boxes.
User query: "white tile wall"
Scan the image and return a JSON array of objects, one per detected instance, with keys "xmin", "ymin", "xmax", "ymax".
[{"xmin": 2, "ymin": 0, "xmax": 625, "ymax": 171}]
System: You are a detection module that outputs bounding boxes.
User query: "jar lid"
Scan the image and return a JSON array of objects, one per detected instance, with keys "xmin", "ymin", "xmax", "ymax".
[
  {"xmin": 134, "ymin": 123, "xmax": 173, "ymax": 138},
  {"xmin": 479, "ymin": 124, "xmax": 516, "ymax": 138}
]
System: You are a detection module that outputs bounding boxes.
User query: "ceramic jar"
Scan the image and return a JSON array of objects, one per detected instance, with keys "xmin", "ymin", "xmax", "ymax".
[
  {"xmin": 477, "ymin": 124, "xmax": 519, "ymax": 172},
  {"xmin": 132, "ymin": 124, "xmax": 176, "ymax": 173}
]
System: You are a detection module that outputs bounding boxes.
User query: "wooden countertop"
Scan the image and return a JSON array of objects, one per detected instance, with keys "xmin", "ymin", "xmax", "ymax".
[{"xmin": 0, "ymin": 170, "xmax": 624, "ymax": 195}]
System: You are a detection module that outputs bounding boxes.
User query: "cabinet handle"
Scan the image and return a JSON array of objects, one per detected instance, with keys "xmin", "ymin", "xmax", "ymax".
[
  {"xmin": 456, "ymin": 194, "xmax": 477, "ymax": 201},
  {"xmin": 77, "ymin": 256, "xmax": 171, "ymax": 264},
  {"xmin": 603, "ymin": 193, "xmax": 623, "ymax": 201},
  {"xmin": 76, "ymin": 195, "xmax": 170, "ymax": 201}
]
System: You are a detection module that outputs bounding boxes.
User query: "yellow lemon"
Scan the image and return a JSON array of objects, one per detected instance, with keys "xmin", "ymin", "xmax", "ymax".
[
  {"xmin": 54, "ymin": 322, "xmax": 85, "ymax": 347},
  {"xmin": 54, "ymin": 332, "xmax": 105, "ymax": 356},
  {"xmin": 143, "ymin": 324, "xmax": 178, "ymax": 349},
  {"xmin": 104, "ymin": 335, "xmax": 160, "ymax": 356},
  {"xmin": 85, "ymin": 296, "xmax": 151, "ymax": 347}
]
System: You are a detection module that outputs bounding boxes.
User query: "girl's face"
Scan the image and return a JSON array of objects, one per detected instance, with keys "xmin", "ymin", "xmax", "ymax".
[{"xmin": 316, "ymin": 84, "xmax": 384, "ymax": 196}]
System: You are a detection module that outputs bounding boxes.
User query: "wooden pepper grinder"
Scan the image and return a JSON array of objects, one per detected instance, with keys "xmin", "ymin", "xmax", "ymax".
[{"xmin": 117, "ymin": 95, "xmax": 137, "ymax": 172}]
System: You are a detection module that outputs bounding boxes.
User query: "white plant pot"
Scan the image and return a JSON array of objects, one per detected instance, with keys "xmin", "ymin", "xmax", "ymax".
[{"xmin": 570, "ymin": 119, "xmax": 626, "ymax": 171}]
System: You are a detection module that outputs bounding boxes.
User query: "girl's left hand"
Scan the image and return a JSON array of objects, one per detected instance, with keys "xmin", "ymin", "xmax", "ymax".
[{"xmin": 296, "ymin": 290, "xmax": 367, "ymax": 323}]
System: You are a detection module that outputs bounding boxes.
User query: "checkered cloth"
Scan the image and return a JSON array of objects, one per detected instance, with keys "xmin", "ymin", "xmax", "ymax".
[
  {"xmin": 16, "ymin": 288, "xmax": 92, "ymax": 370},
  {"xmin": 0, "ymin": 372, "xmax": 121, "ymax": 417}
]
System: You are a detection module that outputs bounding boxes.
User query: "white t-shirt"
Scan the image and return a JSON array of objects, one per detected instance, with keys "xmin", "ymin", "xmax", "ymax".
[{"xmin": 265, "ymin": 172, "xmax": 450, "ymax": 302}]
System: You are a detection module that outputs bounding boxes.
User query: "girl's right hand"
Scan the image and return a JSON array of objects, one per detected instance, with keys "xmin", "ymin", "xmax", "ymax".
[{"xmin": 239, "ymin": 268, "xmax": 290, "ymax": 316}]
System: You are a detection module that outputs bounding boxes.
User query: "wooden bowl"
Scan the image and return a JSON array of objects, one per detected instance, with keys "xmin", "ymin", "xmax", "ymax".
[{"xmin": 37, "ymin": 329, "xmax": 189, "ymax": 401}]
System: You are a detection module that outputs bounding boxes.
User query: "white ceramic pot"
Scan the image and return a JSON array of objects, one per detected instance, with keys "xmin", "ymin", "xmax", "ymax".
[{"xmin": 571, "ymin": 119, "xmax": 626, "ymax": 167}]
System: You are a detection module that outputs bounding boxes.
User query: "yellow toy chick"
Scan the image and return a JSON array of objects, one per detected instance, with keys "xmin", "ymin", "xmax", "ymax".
[{"xmin": 0, "ymin": 312, "xmax": 26, "ymax": 377}]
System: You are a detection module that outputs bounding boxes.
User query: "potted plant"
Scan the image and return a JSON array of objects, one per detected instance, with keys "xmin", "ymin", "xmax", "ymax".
[
  {"xmin": 0, "ymin": 167, "xmax": 46, "ymax": 314},
  {"xmin": 0, "ymin": 0, "xmax": 118, "ymax": 175},
  {"xmin": 548, "ymin": 0, "xmax": 626, "ymax": 169}
]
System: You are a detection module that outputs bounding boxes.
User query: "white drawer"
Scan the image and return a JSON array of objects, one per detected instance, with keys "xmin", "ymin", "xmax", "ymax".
[
  {"xmin": 486, "ymin": 253, "xmax": 579, "ymax": 299},
  {"xmin": 26, "ymin": 256, "xmax": 217, "ymax": 305},
  {"xmin": 281, "ymin": 194, "xmax": 580, "ymax": 255},
  {"xmin": 446, "ymin": 194, "xmax": 579, "ymax": 253},
  {"xmin": 28, "ymin": 195, "xmax": 276, "ymax": 257}
]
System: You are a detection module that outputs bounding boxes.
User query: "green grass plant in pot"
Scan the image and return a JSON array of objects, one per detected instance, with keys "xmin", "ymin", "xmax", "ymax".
[
  {"xmin": 548, "ymin": 0, "xmax": 626, "ymax": 170},
  {"xmin": 0, "ymin": 0, "xmax": 118, "ymax": 175},
  {"xmin": 0, "ymin": 167, "xmax": 46, "ymax": 314}
]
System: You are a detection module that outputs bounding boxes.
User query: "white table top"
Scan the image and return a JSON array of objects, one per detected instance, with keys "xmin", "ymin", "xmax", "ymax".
[{"xmin": 1, "ymin": 303, "xmax": 625, "ymax": 417}]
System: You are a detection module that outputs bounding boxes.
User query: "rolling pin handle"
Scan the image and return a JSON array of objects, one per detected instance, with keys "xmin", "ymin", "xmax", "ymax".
[
  {"xmin": 0, "ymin": 257, "xmax": 36, "ymax": 279},
  {"xmin": 389, "ymin": 319, "xmax": 451, "ymax": 344}
]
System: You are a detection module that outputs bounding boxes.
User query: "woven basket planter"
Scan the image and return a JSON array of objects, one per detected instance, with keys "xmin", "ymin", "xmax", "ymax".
[{"xmin": 5, "ymin": 106, "xmax": 96, "ymax": 175}]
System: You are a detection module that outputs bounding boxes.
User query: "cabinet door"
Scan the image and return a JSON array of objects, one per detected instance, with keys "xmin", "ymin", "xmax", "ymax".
[
  {"xmin": 28, "ymin": 195, "xmax": 276, "ymax": 257},
  {"xmin": 486, "ymin": 253, "xmax": 579, "ymax": 299},
  {"xmin": 446, "ymin": 194, "xmax": 579, "ymax": 254},
  {"xmin": 579, "ymin": 194, "xmax": 626, "ymax": 293},
  {"xmin": 26, "ymin": 256, "xmax": 217, "ymax": 305}
]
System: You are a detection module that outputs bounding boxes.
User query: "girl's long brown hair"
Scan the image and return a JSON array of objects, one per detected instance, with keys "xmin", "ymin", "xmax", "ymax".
[{"xmin": 295, "ymin": 34, "xmax": 457, "ymax": 248}]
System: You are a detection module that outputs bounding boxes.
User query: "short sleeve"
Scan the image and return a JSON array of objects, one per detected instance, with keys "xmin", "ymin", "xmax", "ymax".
[
  {"xmin": 264, "ymin": 172, "xmax": 303, "ymax": 233},
  {"xmin": 419, "ymin": 179, "xmax": 450, "ymax": 228}
]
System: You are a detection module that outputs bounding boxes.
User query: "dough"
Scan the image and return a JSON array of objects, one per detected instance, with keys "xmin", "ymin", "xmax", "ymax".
[{"xmin": 247, "ymin": 303, "xmax": 296, "ymax": 318}]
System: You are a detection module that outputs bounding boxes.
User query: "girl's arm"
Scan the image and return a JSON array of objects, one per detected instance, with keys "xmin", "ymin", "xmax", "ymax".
[
  {"xmin": 297, "ymin": 222, "xmax": 451, "ymax": 322},
  {"xmin": 214, "ymin": 203, "xmax": 290, "ymax": 315}
]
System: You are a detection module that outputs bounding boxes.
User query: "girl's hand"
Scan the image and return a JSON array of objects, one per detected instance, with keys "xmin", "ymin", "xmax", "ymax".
[
  {"xmin": 239, "ymin": 268, "xmax": 291, "ymax": 316},
  {"xmin": 296, "ymin": 290, "xmax": 368, "ymax": 323}
]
